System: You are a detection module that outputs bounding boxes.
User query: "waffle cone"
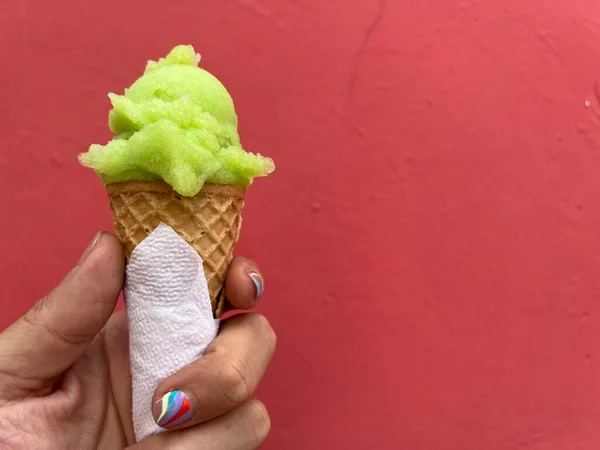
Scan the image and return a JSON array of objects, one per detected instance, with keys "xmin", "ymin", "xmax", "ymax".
[{"xmin": 106, "ymin": 180, "xmax": 245, "ymax": 317}]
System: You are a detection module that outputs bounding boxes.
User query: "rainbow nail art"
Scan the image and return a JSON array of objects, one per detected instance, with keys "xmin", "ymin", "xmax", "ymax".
[
  {"xmin": 154, "ymin": 390, "xmax": 196, "ymax": 428},
  {"xmin": 247, "ymin": 270, "xmax": 264, "ymax": 298}
]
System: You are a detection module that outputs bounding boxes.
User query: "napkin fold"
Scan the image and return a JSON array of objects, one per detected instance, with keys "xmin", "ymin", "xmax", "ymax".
[{"xmin": 124, "ymin": 223, "xmax": 219, "ymax": 441}]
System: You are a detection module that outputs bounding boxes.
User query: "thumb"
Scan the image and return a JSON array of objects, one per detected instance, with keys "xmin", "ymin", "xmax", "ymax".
[{"xmin": 0, "ymin": 232, "xmax": 124, "ymax": 388}]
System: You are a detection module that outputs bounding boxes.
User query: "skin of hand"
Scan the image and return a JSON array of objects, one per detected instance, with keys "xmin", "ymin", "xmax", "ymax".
[{"xmin": 0, "ymin": 232, "xmax": 276, "ymax": 450}]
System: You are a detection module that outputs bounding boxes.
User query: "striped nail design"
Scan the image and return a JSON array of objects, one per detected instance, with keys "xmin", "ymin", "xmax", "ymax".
[
  {"xmin": 247, "ymin": 270, "xmax": 264, "ymax": 298},
  {"xmin": 154, "ymin": 390, "xmax": 196, "ymax": 428}
]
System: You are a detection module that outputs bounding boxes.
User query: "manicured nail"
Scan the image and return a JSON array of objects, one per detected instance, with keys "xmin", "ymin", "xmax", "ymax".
[
  {"xmin": 247, "ymin": 269, "xmax": 264, "ymax": 298},
  {"xmin": 153, "ymin": 390, "xmax": 197, "ymax": 428},
  {"xmin": 77, "ymin": 232, "xmax": 102, "ymax": 267}
]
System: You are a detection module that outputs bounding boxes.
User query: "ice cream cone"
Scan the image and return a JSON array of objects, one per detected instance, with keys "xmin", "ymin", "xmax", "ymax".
[{"xmin": 106, "ymin": 180, "xmax": 245, "ymax": 317}]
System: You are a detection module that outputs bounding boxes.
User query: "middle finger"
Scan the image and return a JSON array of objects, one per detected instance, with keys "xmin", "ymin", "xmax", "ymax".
[{"xmin": 151, "ymin": 313, "xmax": 276, "ymax": 430}]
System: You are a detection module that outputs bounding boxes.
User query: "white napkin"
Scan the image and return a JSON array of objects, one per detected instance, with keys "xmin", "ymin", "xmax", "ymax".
[{"xmin": 124, "ymin": 223, "xmax": 219, "ymax": 441}]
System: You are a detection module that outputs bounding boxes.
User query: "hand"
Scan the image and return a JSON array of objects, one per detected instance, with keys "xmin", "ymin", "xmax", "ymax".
[{"xmin": 0, "ymin": 232, "xmax": 276, "ymax": 449}]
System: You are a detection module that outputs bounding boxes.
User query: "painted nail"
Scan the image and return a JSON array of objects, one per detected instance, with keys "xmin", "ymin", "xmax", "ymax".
[
  {"xmin": 77, "ymin": 232, "xmax": 102, "ymax": 267},
  {"xmin": 247, "ymin": 269, "xmax": 264, "ymax": 298},
  {"xmin": 153, "ymin": 390, "xmax": 197, "ymax": 428}
]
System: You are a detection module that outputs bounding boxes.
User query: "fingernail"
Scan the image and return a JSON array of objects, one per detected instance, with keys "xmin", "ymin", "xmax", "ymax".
[
  {"xmin": 77, "ymin": 232, "xmax": 102, "ymax": 267},
  {"xmin": 153, "ymin": 390, "xmax": 197, "ymax": 428},
  {"xmin": 247, "ymin": 269, "xmax": 264, "ymax": 298}
]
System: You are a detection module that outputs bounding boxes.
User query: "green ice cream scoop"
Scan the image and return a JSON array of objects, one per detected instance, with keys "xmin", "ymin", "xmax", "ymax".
[{"xmin": 79, "ymin": 45, "xmax": 274, "ymax": 197}]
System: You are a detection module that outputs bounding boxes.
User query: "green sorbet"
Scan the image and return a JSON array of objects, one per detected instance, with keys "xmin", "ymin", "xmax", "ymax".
[{"xmin": 79, "ymin": 45, "xmax": 274, "ymax": 197}]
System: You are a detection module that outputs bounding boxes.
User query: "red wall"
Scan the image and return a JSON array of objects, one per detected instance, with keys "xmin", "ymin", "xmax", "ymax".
[{"xmin": 3, "ymin": 0, "xmax": 600, "ymax": 448}]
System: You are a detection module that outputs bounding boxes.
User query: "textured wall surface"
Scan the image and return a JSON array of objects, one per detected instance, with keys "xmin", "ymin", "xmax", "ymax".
[{"xmin": 3, "ymin": 0, "xmax": 600, "ymax": 448}]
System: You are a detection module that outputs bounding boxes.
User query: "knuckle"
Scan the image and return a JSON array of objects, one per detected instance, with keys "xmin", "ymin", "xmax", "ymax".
[
  {"xmin": 24, "ymin": 294, "xmax": 88, "ymax": 347},
  {"xmin": 23, "ymin": 296, "xmax": 48, "ymax": 325},
  {"xmin": 245, "ymin": 399, "xmax": 271, "ymax": 447},
  {"xmin": 42, "ymin": 316, "xmax": 87, "ymax": 347},
  {"xmin": 249, "ymin": 314, "xmax": 277, "ymax": 351},
  {"xmin": 218, "ymin": 359, "xmax": 251, "ymax": 407}
]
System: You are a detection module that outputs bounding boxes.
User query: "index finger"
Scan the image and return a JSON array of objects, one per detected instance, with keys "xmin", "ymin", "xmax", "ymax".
[{"xmin": 223, "ymin": 257, "xmax": 265, "ymax": 311}]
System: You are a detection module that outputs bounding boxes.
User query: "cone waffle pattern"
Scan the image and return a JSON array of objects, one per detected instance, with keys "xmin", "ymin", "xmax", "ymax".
[{"xmin": 106, "ymin": 180, "xmax": 245, "ymax": 317}]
